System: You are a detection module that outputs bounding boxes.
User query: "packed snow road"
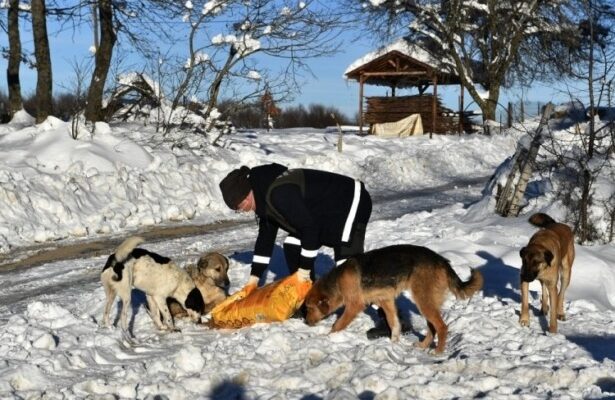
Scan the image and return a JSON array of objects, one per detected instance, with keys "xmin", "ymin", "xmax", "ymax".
[
  {"xmin": 0, "ymin": 175, "xmax": 489, "ymax": 270},
  {"xmin": 0, "ymin": 176, "xmax": 488, "ymax": 311}
]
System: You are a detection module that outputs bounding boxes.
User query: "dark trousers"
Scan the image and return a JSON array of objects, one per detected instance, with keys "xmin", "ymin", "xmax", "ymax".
[
  {"xmin": 284, "ymin": 184, "xmax": 372, "ymax": 280},
  {"xmin": 334, "ymin": 183, "xmax": 372, "ymax": 262}
]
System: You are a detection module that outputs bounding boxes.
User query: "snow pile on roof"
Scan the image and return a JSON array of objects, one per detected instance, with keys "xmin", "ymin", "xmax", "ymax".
[{"xmin": 344, "ymin": 37, "xmax": 453, "ymax": 76}]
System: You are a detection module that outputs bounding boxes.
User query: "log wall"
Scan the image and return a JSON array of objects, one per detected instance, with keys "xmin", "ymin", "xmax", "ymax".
[{"xmin": 364, "ymin": 95, "xmax": 474, "ymax": 134}]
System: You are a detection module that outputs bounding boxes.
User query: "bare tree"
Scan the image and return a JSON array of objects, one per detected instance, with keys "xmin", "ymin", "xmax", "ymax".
[
  {"xmin": 84, "ymin": 0, "xmax": 116, "ymax": 122},
  {"xmin": 350, "ymin": 0, "xmax": 580, "ymax": 124},
  {"xmin": 115, "ymin": 0, "xmax": 343, "ymax": 136},
  {"xmin": 31, "ymin": 0, "xmax": 53, "ymax": 122},
  {"xmin": 178, "ymin": 0, "xmax": 343, "ymax": 126},
  {"xmin": 61, "ymin": 58, "xmax": 92, "ymax": 138},
  {"xmin": 81, "ymin": 0, "xmax": 184, "ymax": 123},
  {"xmin": 495, "ymin": 103, "xmax": 554, "ymax": 217},
  {"xmin": 562, "ymin": 0, "xmax": 614, "ymax": 243},
  {"xmin": 6, "ymin": 0, "xmax": 23, "ymax": 117},
  {"xmin": 3, "ymin": 0, "xmax": 112, "ymax": 122},
  {"xmin": 530, "ymin": 0, "xmax": 615, "ymax": 243},
  {"xmin": 154, "ymin": 12, "xmax": 212, "ymax": 134}
]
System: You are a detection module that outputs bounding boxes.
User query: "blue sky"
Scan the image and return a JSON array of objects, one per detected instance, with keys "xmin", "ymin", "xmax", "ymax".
[
  {"xmin": 300, "ymin": 37, "xmax": 570, "ymax": 120},
  {"xmin": 0, "ymin": 10, "xmax": 570, "ymax": 121}
]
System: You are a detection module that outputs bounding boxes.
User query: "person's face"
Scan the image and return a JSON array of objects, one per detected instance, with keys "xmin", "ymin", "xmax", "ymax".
[{"xmin": 236, "ymin": 190, "xmax": 255, "ymax": 213}]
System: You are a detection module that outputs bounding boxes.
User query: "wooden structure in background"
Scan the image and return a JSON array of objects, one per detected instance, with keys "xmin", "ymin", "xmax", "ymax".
[
  {"xmin": 364, "ymin": 95, "xmax": 474, "ymax": 134},
  {"xmin": 345, "ymin": 43, "xmax": 473, "ymax": 136}
]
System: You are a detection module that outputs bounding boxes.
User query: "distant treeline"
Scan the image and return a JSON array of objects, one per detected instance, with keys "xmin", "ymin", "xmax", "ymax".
[
  {"xmin": 0, "ymin": 92, "xmax": 356, "ymax": 130},
  {"xmin": 218, "ymin": 100, "xmax": 356, "ymax": 129},
  {"xmin": 0, "ymin": 91, "xmax": 85, "ymax": 123}
]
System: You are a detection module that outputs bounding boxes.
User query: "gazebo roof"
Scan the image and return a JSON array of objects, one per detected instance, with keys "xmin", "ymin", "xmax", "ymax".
[{"xmin": 344, "ymin": 39, "xmax": 463, "ymax": 87}]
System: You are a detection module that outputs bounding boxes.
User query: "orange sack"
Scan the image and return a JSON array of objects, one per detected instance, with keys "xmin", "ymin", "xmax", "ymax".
[{"xmin": 209, "ymin": 273, "xmax": 312, "ymax": 329}]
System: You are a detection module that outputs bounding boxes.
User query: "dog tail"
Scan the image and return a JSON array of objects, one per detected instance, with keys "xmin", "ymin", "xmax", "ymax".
[
  {"xmin": 114, "ymin": 236, "xmax": 145, "ymax": 263},
  {"xmin": 102, "ymin": 236, "xmax": 145, "ymax": 281},
  {"xmin": 446, "ymin": 264, "xmax": 484, "ymax": 300},
  {"xmin": 529, "ymin": 213, "xmax": 557, "ymax": 228}
]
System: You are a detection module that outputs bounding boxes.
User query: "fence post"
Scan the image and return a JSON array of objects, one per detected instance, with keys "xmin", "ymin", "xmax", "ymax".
[
  {"xmin": 507, "ymin": 102, "xmax": 513, "ymax": 128},
  {"xmin": 331, "ymin": 113, "xmax": 343, "ymax": 153}
]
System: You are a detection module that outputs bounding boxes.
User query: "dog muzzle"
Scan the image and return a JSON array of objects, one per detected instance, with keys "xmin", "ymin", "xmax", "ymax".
[{"xmin": 521, "ymin": 271, "xmax": 537, "ymax": 282}]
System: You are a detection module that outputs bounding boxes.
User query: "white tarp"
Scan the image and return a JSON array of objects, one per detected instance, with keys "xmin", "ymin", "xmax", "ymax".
[{"xmin": 371, "ymin": 113, "xmax": 423, "ymax": 137}]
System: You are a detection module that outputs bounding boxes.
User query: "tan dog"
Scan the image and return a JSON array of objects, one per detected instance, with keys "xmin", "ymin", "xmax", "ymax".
[
  {"xmin": 101, "ymin": 237, "xmax": 205, "ymax": 333},
  {"xmin": 304, "ymin": 244, "xmax": 483, "ymax": 353},
  {"xmin": 519, "ymin": 213, "xmax": 575, "ymax": 333},
  {"xmin": 169, "ymin": 252, "xmax": 230, "ymax": 317}
]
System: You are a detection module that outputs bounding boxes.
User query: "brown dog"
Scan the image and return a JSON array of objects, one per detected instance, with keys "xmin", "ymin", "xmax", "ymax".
[
  {"xmin": 169, "ymin": 252, "xmax": 230, "ymax": 318},
  {"xmin": 519, "ymin": 213, "xmax": 575, "ymax": 333},
  {"xmin": 304, "ymin": 244, "xmax": 483, "ymax": 353}
]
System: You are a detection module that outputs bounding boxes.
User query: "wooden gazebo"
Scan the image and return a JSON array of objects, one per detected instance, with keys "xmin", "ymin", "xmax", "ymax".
[{"xmin": 345, "ymin": 39, "xmax": 473, "ymax": 136}]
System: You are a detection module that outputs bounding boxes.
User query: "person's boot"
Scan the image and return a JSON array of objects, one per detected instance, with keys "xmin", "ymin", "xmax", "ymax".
[
  {"xmin": 366, "ymin": 308, "xmax": 392, "ymax": 339},
  {"xmin": 366, "ymin": 308, "xmax": 410, "ymax": 339}
]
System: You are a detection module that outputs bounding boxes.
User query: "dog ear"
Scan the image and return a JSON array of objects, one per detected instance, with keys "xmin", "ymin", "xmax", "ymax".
[
  {"xmin": 544, "ymin": 250, "xmax": 554, "ymax": 266},
  {"xmin": 519, "ymin": 247, "xmax": 527, "ymax": 258},
  {"xmin": 197, "ymin": 256, "xmax": 210, "ymax": 270},
  {"xmin": 185, "ymin": 264, "xmax": 197, "ymax": 276},
  {"xmin": 317, "ymin": 297, "xmax": 329, "ymax": 314}
]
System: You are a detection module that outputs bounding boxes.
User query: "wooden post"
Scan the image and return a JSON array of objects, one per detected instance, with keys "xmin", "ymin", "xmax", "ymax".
[
  {"xmin": 459, "ymin": 84, "xmax": 464, "ymax": 135},
  {"xmin": 359, "ymin": 75, "xmax": 365, "ymax": 135},
  {"xmin": 431, "ymin": 75, "xmax": 437, "ymax": 139},
  {"xmin": 507, "ymin": 102, "xmax": 513, "ymax": 128},
  {"xmin": 331, "ymin": 113, "xmax": 343, "ymax": 153}
]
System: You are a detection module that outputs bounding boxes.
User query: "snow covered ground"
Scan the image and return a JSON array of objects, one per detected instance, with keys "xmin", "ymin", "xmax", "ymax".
[{"xmin": 1, "ymin": 114, "xmax": 614, "ymax": 399}]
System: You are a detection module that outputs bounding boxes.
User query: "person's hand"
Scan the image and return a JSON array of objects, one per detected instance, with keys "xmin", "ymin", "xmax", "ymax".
[
  {"xmin": 241, "ymin": 275, "xmax": 259, "ymax": 292},
  {"xmin": 225, "ymin": 275, "xmax": 258, "ymax": 303},
  {"xmin": 245, "ymin": 275, "xmax": 259, "ymax": 287},
  {"xmin": 296, "ymin": 268, "xmax": 311, "ymax": 283}
]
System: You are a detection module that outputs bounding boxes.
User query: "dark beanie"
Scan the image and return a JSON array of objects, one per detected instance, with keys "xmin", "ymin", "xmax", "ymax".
[{"xmin": 219, "ymin": 166, "xmax": 252, "ymax": 209}]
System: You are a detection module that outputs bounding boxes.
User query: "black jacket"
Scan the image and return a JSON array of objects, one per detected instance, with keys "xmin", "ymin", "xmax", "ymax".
[{"xmin": 248, "ymin": 163, "xmax": 363, "ymax": 278}]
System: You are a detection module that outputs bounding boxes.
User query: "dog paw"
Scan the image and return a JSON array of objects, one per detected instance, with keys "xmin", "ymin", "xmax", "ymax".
[
  {"xmin": 433, "ymin": 347, "xmax": 445, "ymax": 355},
  {"xmin": 120, "ymin": 329, "xmax": 135, "ymax": 342},
  {"xmin": 414, "ymin": 340, "xmax": 430, "ymax": 350},
  {"xmin": 163, "ymin": 325, "xmax": 180, "ymax": 333},
  {"xmin": 519, "ymin": 317, "xmax": 530, "ymax": 327}
]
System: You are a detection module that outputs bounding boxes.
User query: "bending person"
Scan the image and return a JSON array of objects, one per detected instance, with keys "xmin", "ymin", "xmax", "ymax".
[{"xmin": 219, "ymin": 163, "xmax": 372, "ymax": 290}]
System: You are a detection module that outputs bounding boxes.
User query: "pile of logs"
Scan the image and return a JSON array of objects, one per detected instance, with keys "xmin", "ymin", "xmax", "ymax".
[{"xmin": 364, "ymin": 95, "xmax": 474, "ymax": 134}]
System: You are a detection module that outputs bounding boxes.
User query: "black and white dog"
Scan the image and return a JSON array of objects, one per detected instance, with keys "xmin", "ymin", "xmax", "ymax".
[{"xmin": 101, "ymin": 236, "xmax": 205, "ymax": 332}]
